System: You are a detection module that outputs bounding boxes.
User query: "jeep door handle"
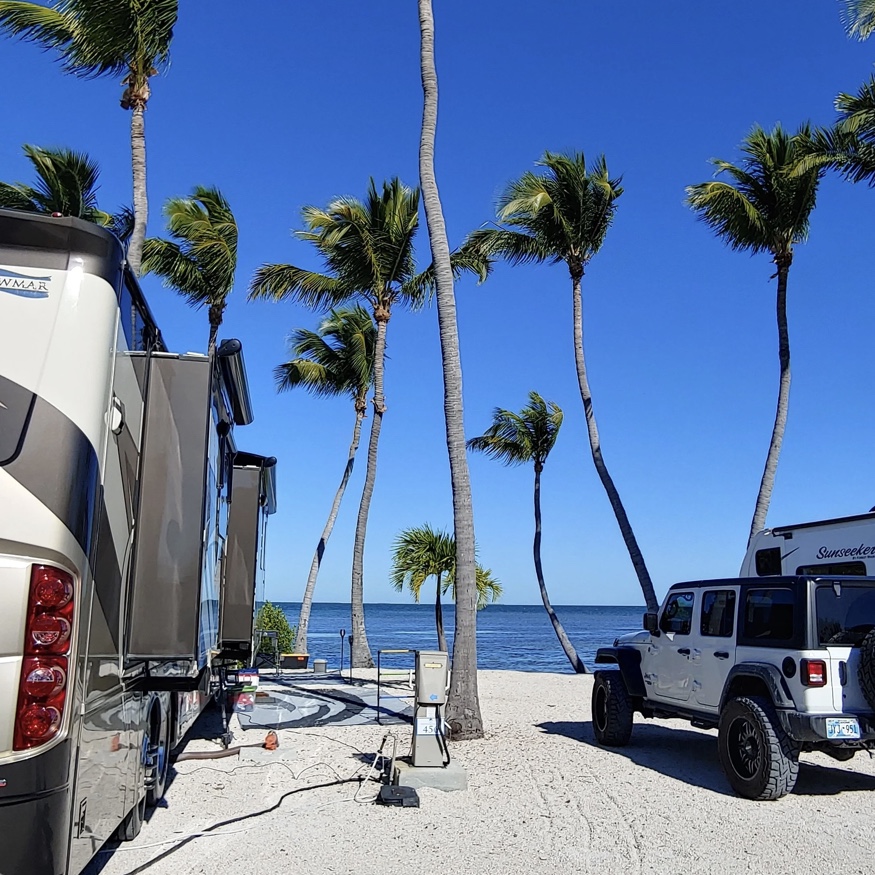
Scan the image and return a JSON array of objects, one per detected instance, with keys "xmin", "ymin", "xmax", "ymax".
[
  {"xmin": 713, "ymin": 651, "xmax": 729, "ymax": 659},
  {"xmin": 677, "ymin": 648, "xmax": 691, "ymax": 655}
]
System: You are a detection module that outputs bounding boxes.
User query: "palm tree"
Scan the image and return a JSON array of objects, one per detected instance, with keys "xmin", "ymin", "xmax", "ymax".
[
  {"xmin": 0, "ymin": 0, "xmax": 178, "ymax": 274},
  {"xmin": 249, "ymin": 178, "xmax": 427, "ymax": 670},
  {"xmin": 466, "ymin": 152, "xmax": 658, "ymax": 613},
  {"xmin": 0, "ymin": 143, "xmax": 116, "ymax": 225},
  {"xmin": 418, "ymin": 0, "xmax": 484, "ymax": 738},
  {"xmin": 278, "ymin": 306, "xmax": 376, "ymax": 656},
  {"xmin": 468, "ymin": 391, "xmax": 585, "ymax": 672},
  {"xmin": 841, "ymin": 0, "xmax": 875, "ymax": 38},
  {"xmin": 391, "ymin": 524, "xmax": 455, "ymax": 653},
  {"xmin": 391, "ymin": 524, "xmax": 502, "ymax": 652},
  {"xmin": 686, "ymin": 124, "xmax": 824, "ymax": 546},
  {"xmin": 142, "ymin": 186, "xmax": 237, "ymax": 352}
]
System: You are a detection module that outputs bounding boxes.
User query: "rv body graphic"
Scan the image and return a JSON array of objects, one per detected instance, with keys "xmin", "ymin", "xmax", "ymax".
[
  {"xmin": 0, "ymin": 209, "xmax": 277, "ymax": 875},
  {"xmin": 741, "ymin": 511, "xmax": 875, "ymax": 578}
]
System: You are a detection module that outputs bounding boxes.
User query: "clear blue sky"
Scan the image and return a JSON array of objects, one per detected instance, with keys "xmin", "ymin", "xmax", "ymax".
[{"xmin": 1, "ymin": 2, "xmax": 873, "ymax": 606}]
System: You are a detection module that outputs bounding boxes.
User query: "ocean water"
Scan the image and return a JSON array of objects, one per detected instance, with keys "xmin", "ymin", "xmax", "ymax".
[{"xmin": 274, "ymin": 602, "xmax": 645, "ymax": 673}]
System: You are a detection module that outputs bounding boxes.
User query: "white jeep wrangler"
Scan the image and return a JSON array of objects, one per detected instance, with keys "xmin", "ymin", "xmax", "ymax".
[{"xmin": 592, "ymin": 575, "xmax": 875, "ymax": 799}]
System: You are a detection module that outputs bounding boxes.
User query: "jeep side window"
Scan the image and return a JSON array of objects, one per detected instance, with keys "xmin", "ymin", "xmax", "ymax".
[
  {"xmin": 743, "ymin": 588, "xmax": 794, "ymax": 641},
  {"xmin": 701, "ymin": 590, "xmax": 736, "ymax": 637},
  {"xmin": 660, "ymin": 592, "xmax": 694, "ymax": 635}
]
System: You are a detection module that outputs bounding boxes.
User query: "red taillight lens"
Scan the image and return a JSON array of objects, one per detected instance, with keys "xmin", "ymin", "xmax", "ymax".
[
  {"xmin": 29, "ymin": 613, "xmax": 72, "ymax": 651},
  {"xmin": 802, "ymin": 659, "xmax": 828, "ymax": 687},
  {"xmin": 31, "ymin": 567, "xmax": 74, "ymax": 609},
  {"xmin": 18, "ymin": 705, "xmax": 62, "ymax": 742},
  {"xmin": 21, "ymin": 658, "xmax": 66, "ymax": 700},
  {"xmin": 14, "ymin": 565, "xmax": 74, "ymax": 751}
]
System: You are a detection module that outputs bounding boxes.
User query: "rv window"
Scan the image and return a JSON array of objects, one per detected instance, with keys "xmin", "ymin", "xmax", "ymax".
[
  {"xmin": 755, "ymin": 547, "xmax": 782, "ymax": 576},
  {"xmin": 743, "ymin": 589, "xmax": 794, "ymax": 641},
  {"xmin": 816, "ymin": 583, "xmax": 875, "ymax": 646},
  {"xmin": 797, "ymin": 561, "xmax": 866, "ymax": 577},
  {"xmin": 120, "ymin": 278, "xmax": 155, "ymax": 352},
  {"xmin": 660, "ymin": 592, "xmax": 694, "ymax": 635},
  {"xmin": 701, "ymin": 590, "xmax": 736, "ymax": 637}
]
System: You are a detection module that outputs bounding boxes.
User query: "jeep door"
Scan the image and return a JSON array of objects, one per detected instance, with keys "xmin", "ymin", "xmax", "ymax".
[
  {"xmin": 646, "ymin": 590, "xmax": 695, "ymax": 702},
  {"xmin": 691, "ymin": 587, "xmax": 738, "ymax": 710}
]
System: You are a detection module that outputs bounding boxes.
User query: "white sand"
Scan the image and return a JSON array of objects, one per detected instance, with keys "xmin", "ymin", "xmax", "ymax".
[{"xmin": 93, "ymin": 671, "xmax": 875, "ymax": 875}]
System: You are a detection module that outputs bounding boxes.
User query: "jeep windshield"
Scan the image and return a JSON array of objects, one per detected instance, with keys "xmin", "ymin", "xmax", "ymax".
[{"xmin": 816, "ymin": 581, "xmax": 875, "ymax": 646}]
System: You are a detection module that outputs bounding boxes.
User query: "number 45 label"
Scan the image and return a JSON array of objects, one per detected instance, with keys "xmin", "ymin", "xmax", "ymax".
[{"xmin": 416, "ymin": 717, "xmax": 437, "ymax": 735}]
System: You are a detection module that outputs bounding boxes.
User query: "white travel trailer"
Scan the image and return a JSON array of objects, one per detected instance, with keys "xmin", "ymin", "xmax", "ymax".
[
  {"xmin": 741, "ymin": 511, "xmax": 875, "ymax": 578},
  {"xmin": 0, "ymin": 209, "xmax": 277, "ymax": 875}
]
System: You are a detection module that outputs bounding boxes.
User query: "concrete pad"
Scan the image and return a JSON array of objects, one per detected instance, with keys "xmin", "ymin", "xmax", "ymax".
[{"xmin": 393, "ymin": 757, "xmax": 467, "ymax": 791}]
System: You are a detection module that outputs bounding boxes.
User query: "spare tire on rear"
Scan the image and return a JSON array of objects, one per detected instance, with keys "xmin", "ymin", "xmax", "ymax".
[{"xmin": 857, "ymin": 628, "xmax": 875, "ymax": 711}]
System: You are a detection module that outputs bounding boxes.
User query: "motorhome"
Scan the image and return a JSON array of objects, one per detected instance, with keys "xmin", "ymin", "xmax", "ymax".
[
  {"xmin": 741, "ymin": 511, "xmax": 875, "ymax": 578},
  {"xmin": 0, "ymin": 209, "xmax": 277, "ymax": 875}
]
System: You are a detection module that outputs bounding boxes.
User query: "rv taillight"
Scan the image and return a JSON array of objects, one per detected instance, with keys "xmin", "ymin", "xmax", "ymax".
[
  {"xmin": 29, "ymin": 614, "xmax": 72, "ymax": 650},
  {"xmin": 18, "ymin": 706, "xmax": 62, "ymax": 742},
  {"xmin": 21, "ymin": 659, "xmax": 66, "ymax": 699},
  {"xmin": 32, "ymin": 567, "xmax": 74, "ymax": 609},
  {"xmin": 13, "ymin": 565, "xmax": 74, "ymax": 750},
  {"xmin": 802, "ymin": 659, "xmax": 828, "ymax": 687}
]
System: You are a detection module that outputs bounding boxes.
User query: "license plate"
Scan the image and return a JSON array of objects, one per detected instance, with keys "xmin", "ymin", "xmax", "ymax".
[{"xmin": 825, "ymin": 717, "xmax": 861, "ymax": 740}]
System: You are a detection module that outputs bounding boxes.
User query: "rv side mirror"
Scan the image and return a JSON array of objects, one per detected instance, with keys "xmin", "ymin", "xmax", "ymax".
[{"xmin": 644, "ymin": 611, "xmax": 660, "ymax": 635}]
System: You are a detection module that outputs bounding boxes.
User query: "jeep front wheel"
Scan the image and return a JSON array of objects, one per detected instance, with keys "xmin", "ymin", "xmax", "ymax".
[
  {"xmin": 718, "ymin": 696, "xmax": 799, "ymax": 800},
  {"xmin": 592, "ymin": 671, "xmax": 633, "ymax": 747}
]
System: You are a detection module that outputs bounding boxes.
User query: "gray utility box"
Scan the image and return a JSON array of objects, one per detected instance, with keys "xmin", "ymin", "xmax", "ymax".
[
  {"xmin": 412, "ymin": 651, "xmax": 449, "ymax": 768},
  {"xmin": 415, "ymin": 651, "xmax": 448, "ymax": 704}
]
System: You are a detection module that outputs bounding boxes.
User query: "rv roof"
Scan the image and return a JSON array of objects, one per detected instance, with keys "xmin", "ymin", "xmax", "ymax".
[{"xmin": 770, "ymin": 511, "xmax": 875, "ymax": 535}]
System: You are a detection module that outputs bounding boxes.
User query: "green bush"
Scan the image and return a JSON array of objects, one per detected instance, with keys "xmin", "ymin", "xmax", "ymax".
[{"xmin": 255, "ymin": 602, "xmax": 296, "ymax": 654}]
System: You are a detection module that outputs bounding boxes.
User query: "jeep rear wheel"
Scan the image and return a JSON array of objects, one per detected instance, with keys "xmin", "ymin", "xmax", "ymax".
[
  {"xmin": 718, "ymin": 696, "xmax": 799, "ymax": 800},
  {"xmin": 592, "ymin": 671, "xmax": 633, "ymax": 747},
  {"xmin": 857, "ymin": 628, "xmax": 875, "ymax": 711}
]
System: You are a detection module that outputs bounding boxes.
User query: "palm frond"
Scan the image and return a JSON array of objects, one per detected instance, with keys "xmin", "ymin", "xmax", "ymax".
[
  {"xmin": 686, "ymin": 123, "xmax": 823, "ymax": 256},
  {"xmin": 474, "ymin": 565, "xmax": 502, "ymax": 609},
  {"xmin": 275, "ymin": 305, "xmax": 375, "ymax": 400},
  {"xmin": 0, "ymin": 0, "xmax": 176, "ymax": 83},
  {"xmin": 467, "ymin": 391, "xmax": 563, "ymax": 468},
  {"xmin": 841, "ymin": 0, "xmax": 875, "ymax": 39},
  {"xmin": 0, "ymin": 2, "xmax": 75, "ymax": 52},
  {"xmin": 141, "ymin": 237, "xmax": 206, "ymax": 305},
  {"xmin": 249, "ymin": 263, "xmax": 347, "ymax": 309}
]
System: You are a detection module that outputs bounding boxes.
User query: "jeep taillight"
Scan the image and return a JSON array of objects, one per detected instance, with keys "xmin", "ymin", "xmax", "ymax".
[
  {"xmin": 801, "ymin": 659, "xmax": 827, "ymax": 687},
  {"xmin": 13, "ymin": 565, "xmax": 74, "ymax": 750}
]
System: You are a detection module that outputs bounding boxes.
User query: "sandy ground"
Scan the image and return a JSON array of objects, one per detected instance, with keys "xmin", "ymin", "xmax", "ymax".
[{"xmin": 89, "ymin": 670, "xmax": 875, "ymax": 875}]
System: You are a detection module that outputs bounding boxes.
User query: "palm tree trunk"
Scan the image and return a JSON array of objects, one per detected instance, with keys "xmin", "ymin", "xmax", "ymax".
[
  {"xmin": 748, "ymin": 259, "xmax": 792, "ymax": 545},
  {"xmin": 350, "ymin": 317, "xmax": 387, "ymax": 668},
  {"xmin": 534, "ymin": 465, "xmax": 586, "ymax": 672},
  {"xmin": 435, "ymin": 571, "xmax": 449, "ymax": 653},
  {"xmin": 207, "ymin": 304, "xmax": 222, "ymax": 353},
  {"xmin": 296, "ymin": 404, "xmax": 366, "ymax": 655},
  {"xmin": 418, "ymin": 0, "xmax": 483, "ymax": 739},
  {"xmin": 127, "ymin": 104, "xmax": 148, "ymax": 276},
  {"xmin": 572, "ymin": 270, "xmax": 659, "ymax": 613}
]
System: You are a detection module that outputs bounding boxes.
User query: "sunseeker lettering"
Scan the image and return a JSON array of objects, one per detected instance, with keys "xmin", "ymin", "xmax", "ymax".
[
  {"xmin": 816, "ymin": 544, "xmax": 875, "ymax": 560},
  {"xmin": 0, "ymin": 268, "xmax": 50, "ymax": 298}
]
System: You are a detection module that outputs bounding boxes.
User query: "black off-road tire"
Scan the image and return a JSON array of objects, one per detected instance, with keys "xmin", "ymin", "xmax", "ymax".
[
  {"xmin": 116, "ymin": 793, "xmax": 145, "ymax": 841},
  {"xmin": 857, "ymin": 628, "xmax": 875, "ymax": 711},
  {"xmin": 592, "ymin": 670, "xmax": 634, "ymax": 747},
  {"xmin": 718, "ymin": 696, "xmax": 800, "ymax": 800}
]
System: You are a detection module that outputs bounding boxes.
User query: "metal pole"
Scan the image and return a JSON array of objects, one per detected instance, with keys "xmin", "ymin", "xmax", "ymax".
[{"xmin": 339, "ymin": 628, "xmax": 346, "ymax": 675}]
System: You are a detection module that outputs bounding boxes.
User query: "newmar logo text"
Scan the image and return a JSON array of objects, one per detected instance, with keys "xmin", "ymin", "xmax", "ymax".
[{"xmin": 0, "ymin": 268, "xmax": 51, "ymax": 298}]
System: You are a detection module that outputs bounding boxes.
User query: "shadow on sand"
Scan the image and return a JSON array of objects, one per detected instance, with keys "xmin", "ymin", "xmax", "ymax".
[{"xmin": 537, "ymin": 719, "xmax": 875, "ymax": 798}]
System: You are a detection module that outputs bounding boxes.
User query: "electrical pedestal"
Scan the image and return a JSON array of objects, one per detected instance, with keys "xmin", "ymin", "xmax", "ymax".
[{"xmin": 393, "ymin": 650, "xmax": 467, "ymax": 792}]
